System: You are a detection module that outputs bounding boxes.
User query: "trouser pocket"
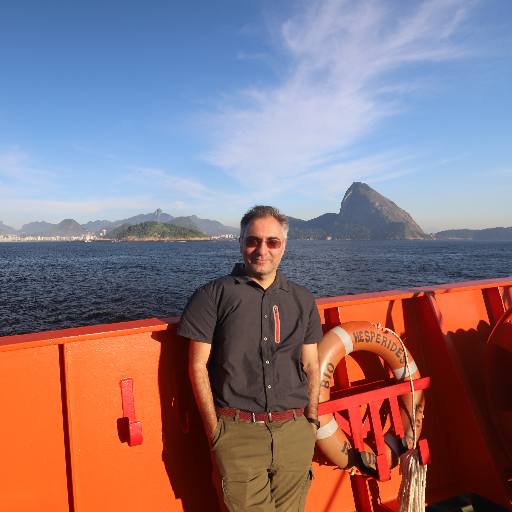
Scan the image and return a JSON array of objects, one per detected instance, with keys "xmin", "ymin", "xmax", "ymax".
[{"xmin": 210, "ymin": 415, "xmax": 223, "ymax": 447}]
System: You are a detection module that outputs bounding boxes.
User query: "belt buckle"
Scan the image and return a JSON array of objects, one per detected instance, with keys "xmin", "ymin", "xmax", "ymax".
[{"xmin": 252, "ymin": 412, "xmax": 265, "ymax": 423}]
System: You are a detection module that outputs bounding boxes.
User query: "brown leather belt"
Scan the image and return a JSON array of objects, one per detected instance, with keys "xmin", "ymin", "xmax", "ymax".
[{"xmin": 215, "ymin": 407, "xmax": 304, "ymax": 423}]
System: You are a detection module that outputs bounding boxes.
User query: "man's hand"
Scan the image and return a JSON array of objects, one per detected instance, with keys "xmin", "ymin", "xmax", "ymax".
[{"xmin": 207, "ymin": 421, "xmax": 219, "ymax": 441}]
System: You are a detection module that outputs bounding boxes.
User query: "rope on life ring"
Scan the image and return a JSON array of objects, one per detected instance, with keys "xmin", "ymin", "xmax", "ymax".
[{"xmin": 315, "ymin": 321, "xmax": 425, "ymax": 476}]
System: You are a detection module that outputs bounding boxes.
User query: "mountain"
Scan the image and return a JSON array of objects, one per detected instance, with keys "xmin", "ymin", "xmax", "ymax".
[
  {"xmin": 37, "ymin": 219, "xmax": 88, "ymax": 237},
  {"xmin": 288, "ymin": 182, "xmax": 428, "ymax": 240},
  {"xmin": 9, "ymin": 209, "xmax": 237, "ymax": 236},
  {"xmin": 19, "ymin": 221, "xmax": 56, "ymax": 235},
  {"xmin": 435, "ymin": 226, "xmax": 512, "ymax": 240},
  {"xmin": 81, "ymin": 210, "xmax": 237, "ymax": 236},
  {"xmin": 168, "ymin": 217, "xmax": 200, "ymax": 231},
  {"xmin": 81, "ymin": 219, "xmax": 117, "ymax": 232},
  {"xmin": 187, "ymin": 215, "xmax": 238, "ymax": 236},
  {"xmin": 111, "ymin": 221, "xmax": 208, "ymax": 240},
  {"xmin": 82, "ymin": 209, "xmax": 176, "ymax": 232},
  {"xmin": 0, "ymin": 221, "xmax": 17, "ymax": 235},
  {"xmin": 152, "ymin": 208, "xmax": 175, "ymax": 223},
  {"xmin": 339, "ymin": 182, "xmax": 425, "ymax": 236}
]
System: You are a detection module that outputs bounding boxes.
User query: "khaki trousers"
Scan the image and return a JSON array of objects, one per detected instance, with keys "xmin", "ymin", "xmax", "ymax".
[{"xmin": 210, "ymin": 412, "xmax": 316, "ymax": 512}]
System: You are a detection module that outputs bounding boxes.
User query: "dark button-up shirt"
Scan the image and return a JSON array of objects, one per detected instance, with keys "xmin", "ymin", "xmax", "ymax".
[{"xmin": 177, "ymin": 263, "xmax": 323, "ymax": 413}]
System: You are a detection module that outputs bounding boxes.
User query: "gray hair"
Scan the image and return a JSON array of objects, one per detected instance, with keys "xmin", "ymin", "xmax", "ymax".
[{"xmin": 240, "ymin": 205, "xmax": 289, "ymax": 240}]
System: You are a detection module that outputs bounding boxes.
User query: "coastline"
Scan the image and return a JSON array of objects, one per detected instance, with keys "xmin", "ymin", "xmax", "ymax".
[{"xmin": 115, "ymin": 237, "xmax": 215, "ymax": 242}]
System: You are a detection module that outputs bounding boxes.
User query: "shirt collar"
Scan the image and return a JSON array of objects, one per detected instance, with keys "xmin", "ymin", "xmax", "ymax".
[{"xmin": 231, "ymin": 263, "xmax": 290, "ymax": 292}]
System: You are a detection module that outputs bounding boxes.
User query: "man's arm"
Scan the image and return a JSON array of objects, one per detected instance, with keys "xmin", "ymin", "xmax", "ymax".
[
  {"xmin": 301, "ymin": 343, "xmax": 320, "ymax": 431},
  {"xmin": 189, "ymin": 339, "xmax": 218, "ymax": 440}
]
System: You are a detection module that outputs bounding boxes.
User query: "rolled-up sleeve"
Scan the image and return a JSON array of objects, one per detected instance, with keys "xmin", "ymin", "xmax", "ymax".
[
  {"xmin": 177, "ymin": 286, "xmax": 217, "ymax": 344},
  {"xmin": 303, "ymin": 296, "xmax": 323, "ymax": 345}
]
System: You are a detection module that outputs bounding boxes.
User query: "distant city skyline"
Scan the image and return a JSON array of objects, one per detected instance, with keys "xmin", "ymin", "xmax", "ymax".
[{"xmin": 1, "ymin": 0, "xmax": 511, "ymax": 233}]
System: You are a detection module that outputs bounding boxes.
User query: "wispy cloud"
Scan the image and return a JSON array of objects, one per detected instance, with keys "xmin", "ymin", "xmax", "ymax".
[
  {"xmin": 268, "ymin": 150, "xmax": 420, "ymax": 198},
  {"xmin": 482, "ymin": 166, "xmax": 512, "ymax": 176},
  {"xmin": 0, "ymin": 143, "xmax": 241, "ymax": 221},
  {"xmin": 202, "ymin": 0, "xmax": 475, "ymax": 194},
  {"xmin": 0, "ymin": 196, "xmax": 154, "ymax": 216},
  {"xmin": 72, "ymin": 144, "xmax": 126, "ymax": 162},
  {"xmin": 237, "ymin": 51, "xmax": 274, "ymax": 66},
  {"xmin": 127, "ymin": 166, "xmax": 234, "ymax": 201},
  {"xmin": 437, "ymin": 153, "xmax": 470, "ymax": 165},
  {"xmin": 0, "ymin": 147, "xmax": 57, "ymax": 187}
]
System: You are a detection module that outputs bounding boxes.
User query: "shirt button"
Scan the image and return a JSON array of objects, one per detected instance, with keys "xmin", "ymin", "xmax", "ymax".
[
  {"xmin": 268, "ymin": 385, "xmax": 271, "ymax": 389},
  {"xmin": 265, "ymin": 360, "xmax": 269, "ymax": 364},
  {"xmin": 264, "ymin": 315, "xmax": 267, "ymax": 318},
  {"xmin": 264, "ymin": 337, "xmax": 267, "ymax": 341}
]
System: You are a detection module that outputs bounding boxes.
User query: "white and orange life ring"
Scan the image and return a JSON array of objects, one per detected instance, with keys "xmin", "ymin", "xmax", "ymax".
[{"xmin": 315, "ymin": 321, "xmax": 425, "ymax": 473}]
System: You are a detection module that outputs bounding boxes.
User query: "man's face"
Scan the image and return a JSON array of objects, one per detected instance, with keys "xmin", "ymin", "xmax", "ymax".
[{"xmin": 240, "ymin": 216, "xmax": 287, "ymax": 280}]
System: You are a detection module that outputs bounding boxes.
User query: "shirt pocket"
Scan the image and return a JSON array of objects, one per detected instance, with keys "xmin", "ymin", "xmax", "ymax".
[{"xmin": 271, "ymin": 300, "xmax": 304, "ymax": 347}]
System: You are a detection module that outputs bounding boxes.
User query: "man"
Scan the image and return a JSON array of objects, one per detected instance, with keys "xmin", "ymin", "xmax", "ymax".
[{"xmin": 177, "ymin": 205, "xmax": 323, "ymax": 512}]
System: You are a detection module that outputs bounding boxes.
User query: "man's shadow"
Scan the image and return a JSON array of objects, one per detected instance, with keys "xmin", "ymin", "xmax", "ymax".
[{"xmin": 153, "ymin": 325, "xmax": 222, "ymax": 512}]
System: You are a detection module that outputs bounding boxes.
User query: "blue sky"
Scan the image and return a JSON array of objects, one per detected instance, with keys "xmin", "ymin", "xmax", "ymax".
[{"xmin": 1, "ymin": 0, "xmax": 511, "ymax": 232}]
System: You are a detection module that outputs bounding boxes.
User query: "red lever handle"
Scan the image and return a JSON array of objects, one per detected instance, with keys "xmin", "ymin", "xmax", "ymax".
[{"xmin": 120, "ymin": 378, "xmax": 143, "ymax": 447}]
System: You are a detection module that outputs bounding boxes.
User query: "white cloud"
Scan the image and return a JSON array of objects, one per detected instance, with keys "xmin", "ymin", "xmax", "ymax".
[
  {"xmin": 482, "ymin": 166, "xmax": 512, "ymax": 176},
  {"xmin": 128, "ymin": 166, "xmax": 234, "ymax": 201},
  {"xmin": 0, "ymin": 144, "xmax": 244, "ymax": 223},
  {"xmin": 0, "ymin": 147, "xmax": 57, "ymax": 186},
  {"xmin": 237, "ymin": 51, "xmax": 274, "ymax": 66},
  {"xmin": 72, "ymin": 144, "xmax": 126, "ymax": 162},
  {"xmin": 202, "ymin": 0, "xmax": 474, "ymax": 192},
  {"xmin": 437, "ymin": 153, "xmax": 470, "ymax": 165},
  {"xmin": 0, "ymin": 196, "xmax": 153, "ymax": 216}
]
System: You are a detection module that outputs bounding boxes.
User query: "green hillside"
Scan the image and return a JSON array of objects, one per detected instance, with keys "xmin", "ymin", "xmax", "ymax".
[
  {"xmin": 167, "ymin": 217, "xmax": 200, "ymax": 230},
  {"xmin": 289, "ymin": 222, "xmax": 372, "ymax": 240},
  {"xmin": 434, "ymin": 229, "xmax": 476, "ymax": 240},
  {"xmin": 111, "ymin": 221, "xmax": 208, "ymax": 240},
  {"xmin": 106, "ymin": 223, "xmax": 133, "ymax": 238},
  {"xmin": 474, "ymin": 227, "xmax": 512, "ymax": 240},
  {"xmin": 435, "ymin": 226, "xmax": 512, "ymax": 240}
]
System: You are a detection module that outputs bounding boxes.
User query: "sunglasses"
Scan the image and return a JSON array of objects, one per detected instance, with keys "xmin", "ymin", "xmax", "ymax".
[{"xmin": 244, "ymin": 237, "xmax": 282, "ymax": 249}]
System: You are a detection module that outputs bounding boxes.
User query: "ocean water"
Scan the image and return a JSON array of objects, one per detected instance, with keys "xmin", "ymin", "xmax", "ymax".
[{"xmin": 1, "ymin": 240, "xmax": 511, "ymax": 337}]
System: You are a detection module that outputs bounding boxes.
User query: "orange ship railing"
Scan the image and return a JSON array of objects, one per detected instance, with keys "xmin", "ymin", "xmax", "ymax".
[{"xmin": 1, "ymin": 277, "xmax": 512, "ymax": 511}]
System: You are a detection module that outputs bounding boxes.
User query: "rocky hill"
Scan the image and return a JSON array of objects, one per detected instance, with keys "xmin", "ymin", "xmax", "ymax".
[
  {"xmin": 288, "ymin": 182, "xmax": 428, "ymax": 240},
  {"xmin": 37, "ymin": 219, "xmax": 88, "ymax": 237},
  {"xmin": 19, "ymin": 221, "xmax": 56, "ymax": 235},
  {"xmin": 339, "ymin": 183, "xmax": 425, "ymax": 236},
  {"xmin": 187, "ymin": 215, "xmax": 239, "ymax": 236},
  {"xmin": 0, "ymin": 221, "xmax": 17, "ymax": 235}
]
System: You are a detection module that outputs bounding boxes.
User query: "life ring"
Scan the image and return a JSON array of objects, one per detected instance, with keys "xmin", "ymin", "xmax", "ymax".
[{"xmin": 315, "ymin": 321, "xmax": 425, "ymax": 474}]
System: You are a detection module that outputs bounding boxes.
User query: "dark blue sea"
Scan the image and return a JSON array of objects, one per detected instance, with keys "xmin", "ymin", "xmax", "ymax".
[{"xmin": 1, "ymin": 240, "xmax": 512, "ymax": 337}]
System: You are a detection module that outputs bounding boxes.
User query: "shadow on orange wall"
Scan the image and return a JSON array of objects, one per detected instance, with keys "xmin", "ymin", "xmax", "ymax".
[{"xmin": 155, "ymin": 328, "xmax": 222, "ymax": 512}]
